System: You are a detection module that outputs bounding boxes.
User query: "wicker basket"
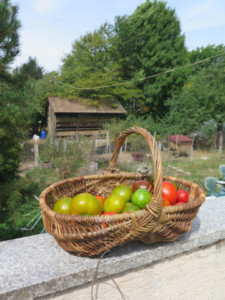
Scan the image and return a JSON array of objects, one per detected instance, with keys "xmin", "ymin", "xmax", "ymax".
[{"xmin": 39, "ymin": 127, "xmax": 206, "ymax": 256}]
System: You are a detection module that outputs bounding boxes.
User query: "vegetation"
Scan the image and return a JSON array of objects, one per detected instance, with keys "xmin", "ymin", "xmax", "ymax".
[{"xmin": 0, "ymin": 0, "xmax": 225, "ymax": 241}]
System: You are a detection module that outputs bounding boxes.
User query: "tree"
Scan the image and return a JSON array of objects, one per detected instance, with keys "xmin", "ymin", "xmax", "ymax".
[
  {"xmin": 165, "ymin": 57, "xmax": 225, "ymax": 134},
  {"xmin": 0, "ymin": 0, "xmax": 20, "ymax": 81},
  {"xmin": 59, "ymin": 24, "xmax": 122, "ymax": 104},
  {"xmin": 114, "ymin": 0, "xmax": 188, "ymax": 116},
  {"xmin": 13, "ymin": 56, "xmax": 44, "ymax": 88},
  {"xmin": 188, "ymin": 44, "xmax": 225, "ymax": 75}
]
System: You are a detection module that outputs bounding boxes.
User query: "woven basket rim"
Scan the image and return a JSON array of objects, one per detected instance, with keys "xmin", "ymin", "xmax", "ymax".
[{"xmin": 39, "ymin": 173, "xmax": 206, "ymax": 223}]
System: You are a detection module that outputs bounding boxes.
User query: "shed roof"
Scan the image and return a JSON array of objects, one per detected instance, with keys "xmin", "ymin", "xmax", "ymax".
[
  {"xmin": 48, "ymin": 97, "xmax": 126, "ymax": 114},
  {"xmin": 168, "ymin": 134, "xmax": 193, "ymax": 144}
]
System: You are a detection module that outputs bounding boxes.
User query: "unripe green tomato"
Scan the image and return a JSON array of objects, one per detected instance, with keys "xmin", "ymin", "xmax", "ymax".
[{"xmin": 131, "ymin": 188, "xmax": 152, "ymax": 209}]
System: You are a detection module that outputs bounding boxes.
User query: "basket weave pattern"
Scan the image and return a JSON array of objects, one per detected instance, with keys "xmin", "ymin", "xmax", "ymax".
[{"xmin": 40, "ymin": 127, "xmax": 206, "ymax": 256}]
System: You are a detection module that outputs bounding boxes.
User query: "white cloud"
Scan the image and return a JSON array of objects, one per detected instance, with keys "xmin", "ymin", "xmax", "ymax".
[{"xmin": 33, "ymin": 0, "xmax": 61, "ymax": 15}]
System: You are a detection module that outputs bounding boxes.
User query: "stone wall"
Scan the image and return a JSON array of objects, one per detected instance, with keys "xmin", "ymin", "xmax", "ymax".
[{"xmin": 1, "ymin": 196, "xmax": 225, "ymax": 300}]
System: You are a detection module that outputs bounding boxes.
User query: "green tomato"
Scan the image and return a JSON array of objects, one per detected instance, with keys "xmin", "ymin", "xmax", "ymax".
[
  {"xmin": 131, "ymin": 188, "xmax": 152, "ymax": 209},
  {"xmin": 122, "ymin": 202, "xmax": 139, "ymax": 213},
  {"xmin": 53, "ymin": 197, "xmax": 72, "ymax": 214},
  {"xmin": 103, "ymin": 194, "xmax": 126, "ymax": 213},
  {"xmin": 70, "ymin": 193, "xmax": 102, "ymax": 216},
  {"xmin": 111, "ymin": 185, "xmax": 132, "ymax": 202}
]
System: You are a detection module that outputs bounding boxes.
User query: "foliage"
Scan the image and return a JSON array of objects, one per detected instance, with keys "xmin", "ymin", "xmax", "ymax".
[
  {"xmin": 29, "ymin": 71, "xmax": 60, "ymax": 133},
  {"xmin": 0, "ymin": 83, "xmax": 31, "ymax": 182},
  {"xmin": 165, "ymin": 57, "xmax": 225, "ymax": 134},
  {"xmin": 187, "ymin": 44, "xmax": 225, "ymax": 76},
  {"xmin": 58, "ymin": 24, "xmax": 122, "ymax": 104},
  {"xmin": 13, "ymin": 56, "xmax": 44, "ymax": 89},
  {"xmin": 38, "ymin": 135, "xmax": 93, "ymax": 178},
  {"xmin": 103, "ymin": 113, "xmax": 168, "ymax": 142},
  {"xmin": 114, "ymin": 0, "xmax": 188, "ymax": 115},
  {"xmin": 0, "ymin": 0, "xmax": 20, "ymax": 81},
  {"xmin": 0, "ymin": 176, "xmax": 43, "ymax": 241}
]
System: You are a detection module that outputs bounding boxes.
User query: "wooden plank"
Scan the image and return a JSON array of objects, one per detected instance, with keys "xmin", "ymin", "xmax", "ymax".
[{"xmin": 56, "ymin": 130, "xmax": 107, "ymax": 137}]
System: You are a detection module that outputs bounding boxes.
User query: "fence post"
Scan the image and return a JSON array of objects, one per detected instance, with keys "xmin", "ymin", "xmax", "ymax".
[{"xmin": 218, "ymin": 130, "xmax": 223, "ymax": 156}]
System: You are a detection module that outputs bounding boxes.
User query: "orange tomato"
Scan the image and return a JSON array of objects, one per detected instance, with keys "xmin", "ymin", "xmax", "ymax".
[
  {"xmin": 101, "ymin": 212, "xmax": 117, "ymax": 228},
  {"xmin": 95, "ymin": 195, "xmax": 106, "ymax": 206},
  {"xmin": 162, "ymin": 198, "xmax": 171, "ymax": 207}
]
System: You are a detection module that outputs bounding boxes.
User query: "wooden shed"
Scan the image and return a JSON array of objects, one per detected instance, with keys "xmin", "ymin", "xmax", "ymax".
[
  {"xmin": 48, "ymin": 97, "xmax": 126, "ymax": 138},
  {"xmin": 168, "ymin": 135, "xmax": 193, "ymax": 152}
]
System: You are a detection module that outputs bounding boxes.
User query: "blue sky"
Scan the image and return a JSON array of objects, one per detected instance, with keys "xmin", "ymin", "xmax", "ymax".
[{"xmin": 13, "ymin": 0, "xmax": 225, "ymax": 72}]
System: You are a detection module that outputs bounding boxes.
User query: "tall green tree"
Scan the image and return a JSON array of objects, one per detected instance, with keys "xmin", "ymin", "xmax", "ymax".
[
  {"xmin": 59, "ymin": 24, "xmax": 122, "ymax": 104},
  {"xmin": 13, "ymin": 56, "xmax": 44, "ymax": 88},
  {"xmin": 0, "ymin": 0, "xmax": 20, "ymax": 81},
  {"xmin": 114, "ymin": 0, "xmax": 188, "ymax": 116}
]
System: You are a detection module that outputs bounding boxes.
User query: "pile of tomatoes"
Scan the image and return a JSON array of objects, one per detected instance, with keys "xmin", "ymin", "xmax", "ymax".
[
  {"xmin": 161, "ymin": 181, "xmax": 189, "ymax": 206},
  {"xmin": 52, "ymin": 179, "xmax": 189, "ymax": 217}
]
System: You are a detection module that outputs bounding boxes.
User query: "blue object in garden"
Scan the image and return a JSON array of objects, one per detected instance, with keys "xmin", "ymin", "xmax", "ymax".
[
  {"xmin": 41, "ymin": 131, "xmax": 47, "ymax": 139},
  {"xmin": 204, "ymin": 176, "xmax": 225, "ymax": 197},
  {"xmin": 219, "ymin": 165, "xmax": 225, "ymax": 180}
]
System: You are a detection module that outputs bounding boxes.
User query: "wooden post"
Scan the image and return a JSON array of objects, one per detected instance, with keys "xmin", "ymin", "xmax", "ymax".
[
  {"xmin": 219, "ymin": 130, "xmax": 223, "ymax": 156},
  {"xmin": 176, "ymin": 135, "xmax": 178, "ymax": 150},
  {"xmin": 167, "ymin": 138, "xmax": 170, "ymax": 173},
  {"xmin": 190, "ymin": 134, "xmax": 195, "ymax": 162},
  {"xmin": 33, "ymin": 134, "xmax": 40, "ymax": 167},
  {"xmin": 34, "ymin": 142, "xmax": 39, "ymax": 167}
]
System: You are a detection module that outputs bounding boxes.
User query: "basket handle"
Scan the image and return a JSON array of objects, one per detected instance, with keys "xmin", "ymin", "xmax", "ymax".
[{"xmin": 108, "ymin": 127, "xmax": 162, "ymax": 216}]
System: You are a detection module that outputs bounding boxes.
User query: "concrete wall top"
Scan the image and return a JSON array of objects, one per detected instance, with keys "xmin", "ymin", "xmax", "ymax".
[{"xmin": 1, "ymin": 196, "xmax": 225, "ymax": 300}]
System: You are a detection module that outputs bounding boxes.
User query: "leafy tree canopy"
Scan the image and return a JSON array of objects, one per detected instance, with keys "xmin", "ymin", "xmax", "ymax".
[
  {"xmin": 58, "ymin": 24, "xmax": 124, "ymax": 106},
  {"xmin": 165, "ymin": 56, "xmax": 225, "ymax": 134},
  {"xmin": 114, "ymin": 0, "xmax": 188, "ymax": 116},
  {"xmin": 187, "ymin": 44, "xmax": 225, "ymax": 76},
  {"xmin": 13, "ymin": 56, "xmax": 44, "ymax": 88}
]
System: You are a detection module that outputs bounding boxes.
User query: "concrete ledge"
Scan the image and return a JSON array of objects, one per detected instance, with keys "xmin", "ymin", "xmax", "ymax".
[{"xmin": 1, "ymin": 196, "xmax": 225, "ymax": 300}]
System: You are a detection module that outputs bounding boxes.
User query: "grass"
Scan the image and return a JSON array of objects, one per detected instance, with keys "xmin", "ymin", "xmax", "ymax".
[{"xmin": 161, "ymin": 149, "xmax": 224, "ymax": 189}]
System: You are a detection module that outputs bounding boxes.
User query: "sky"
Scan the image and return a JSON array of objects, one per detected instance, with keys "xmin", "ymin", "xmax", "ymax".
[{"xmin": 12, "ymin": 0, "xmax": 225, "ymax": 73}]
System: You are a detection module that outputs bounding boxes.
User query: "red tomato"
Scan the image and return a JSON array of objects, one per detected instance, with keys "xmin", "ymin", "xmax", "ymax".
[
  {"xmin": 177, "ymin": 190, "xmax": 189, "ymax": 203},
  {"xmin": 162, "ymin": 181, "xmax": 177, "ymax": 205},
  {"xmin": 174, "ymin": 201, "xmax": 186, "ymax": 205},
  {"xmin": 132, "ymin": 180, "xmax": 153, "ymax": 193}
]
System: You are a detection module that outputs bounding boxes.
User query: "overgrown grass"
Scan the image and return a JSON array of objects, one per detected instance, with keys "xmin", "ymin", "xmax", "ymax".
[{"xmin": 162, "ymin": 150, "xmax": 224, "ymax": 188}]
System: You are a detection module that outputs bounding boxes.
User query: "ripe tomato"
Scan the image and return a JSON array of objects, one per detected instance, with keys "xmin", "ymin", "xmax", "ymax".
[
  {"xmin": 95, "ymin": 195, "xmax": 106, "ymax": 206},
  {"xmin": 101, "ymin": 212, "xmax": 118, "ymax": 228},
  {"xmin": 174, "ymin": 201, "xmax": 186, "ymax": 205},
  {"xmin": 70, "ymin": 193, "xmax": 102, "ymax": 216},
  {"xmin": 162, "ymin": 181, "xmax": 177, "ymax": 204},
  {"xmin": 103, "ymin": 194, "xmax": 126, "ymax": 213},
  {"xmin": 177, "ymin": 190, "xmax": 189, "ymax": 203},
  {"xmin": 122, "ymin": 202, "xmax": 139, "ymax": 213},
  {"xmin": 53, "ymin": 197, "xmax": 72, "ymax": 214},
  {"xmin": 131, "ymin": 188, "xmax": 152, "ymax": 209},
  {"xmin": 102, "ymin": 212, "xmax": 117, "ymax": 216},
  {"xmin": 111, "ymin": 185, "xmax": 132, "ymax": 202},
  {"xmin": 132, "ymin": 180, "xmax": 153, "ymax": 193},
  {"xmin": 162, "ymin": 198, "xmax": 170, "ymax": 207}
]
